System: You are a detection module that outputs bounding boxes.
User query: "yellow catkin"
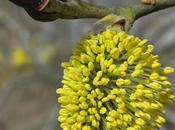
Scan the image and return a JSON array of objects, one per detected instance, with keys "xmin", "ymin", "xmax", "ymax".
[
  {"xmin": 57, "ymin": 28, "xmax": 174, "ymax": 130},
  {"xmin": 11, "ymin": 48, "xmax": 30, "ymax": 67}
]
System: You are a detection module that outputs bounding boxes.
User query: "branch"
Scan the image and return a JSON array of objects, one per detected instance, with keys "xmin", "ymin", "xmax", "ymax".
[
  {"xmin": 42, "ymin": 0, "xmax": 114, "ymax": 19},
  {"xmin": 132, "ymin": 0, "xmax": 175, "ymax": 20},
  {"xmin": 10, "ymin": 0, "xmax": 175, "ymax": 25},
  {"xmin": 40, "ymin": 0, "xmax": 175, "ymax": 27}
]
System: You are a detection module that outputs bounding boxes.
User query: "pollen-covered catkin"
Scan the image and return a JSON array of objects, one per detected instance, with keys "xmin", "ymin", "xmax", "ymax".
[{"xmin": 57, "ymin": 28, "xmax": 174, "ymax": 130}]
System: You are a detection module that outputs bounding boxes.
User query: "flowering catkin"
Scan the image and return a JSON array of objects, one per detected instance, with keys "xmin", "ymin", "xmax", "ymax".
[{"xmin": 57, "ymin": 28, "xmax": 174, "ymax": 130}]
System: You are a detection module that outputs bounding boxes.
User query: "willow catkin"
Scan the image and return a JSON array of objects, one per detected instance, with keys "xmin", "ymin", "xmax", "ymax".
[{"xmin": 57, "ymin": 28, "xmax": 174, "ymax": 130}]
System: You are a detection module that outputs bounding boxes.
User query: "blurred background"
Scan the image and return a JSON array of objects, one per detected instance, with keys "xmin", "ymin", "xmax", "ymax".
[{"xmin": 0, "ymin": 0, "xmax": 175, "ymax": 130}]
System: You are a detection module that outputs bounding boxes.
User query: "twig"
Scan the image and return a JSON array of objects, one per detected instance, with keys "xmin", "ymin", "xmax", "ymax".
[
  {"xmin": 40, "ymin": 0, "xmax": 175, "ymax": 28},
  {"xmin": 42, "ymin": 0, "xmax": 114, "ymax": 19},
  {"xmin": 9, "ymin": 0, "xmax": 175, "ymax": 28},
  {"xmin": 131, "ymin": 0, "xmax": 175, "ymax": 20}
]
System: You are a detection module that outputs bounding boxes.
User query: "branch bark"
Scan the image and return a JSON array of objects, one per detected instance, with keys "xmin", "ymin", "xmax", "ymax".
[
  {"xmin": 42, "ymin": 0, "xmax": 175, "ymax": 20},
  {"xmin": 10, "ymin": 0, "xmax": 175, "ymax": 26},
  {"xmin": 132, "ymin": 0, "xmax": 175, "ymax": 20},
  {"xmin": 42, "ymin": 0, "xmax": 114, "ymax": 19}
]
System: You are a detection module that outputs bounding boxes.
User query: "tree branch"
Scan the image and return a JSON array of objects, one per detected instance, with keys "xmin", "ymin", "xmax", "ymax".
[
  {"xmin": 132, "ymin": 0, "xmax": 175, "ymax": 20},
  {"xmin": 41, "ymin": 0, "xmax": 175, "ymax": 25},
  {"xmin": 42, "ymin": 0, "xmax": 114, "ymax": 19},
  {"xmin": 10, "ymin": 0, "xmax": 175, "ymax": 26}
]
